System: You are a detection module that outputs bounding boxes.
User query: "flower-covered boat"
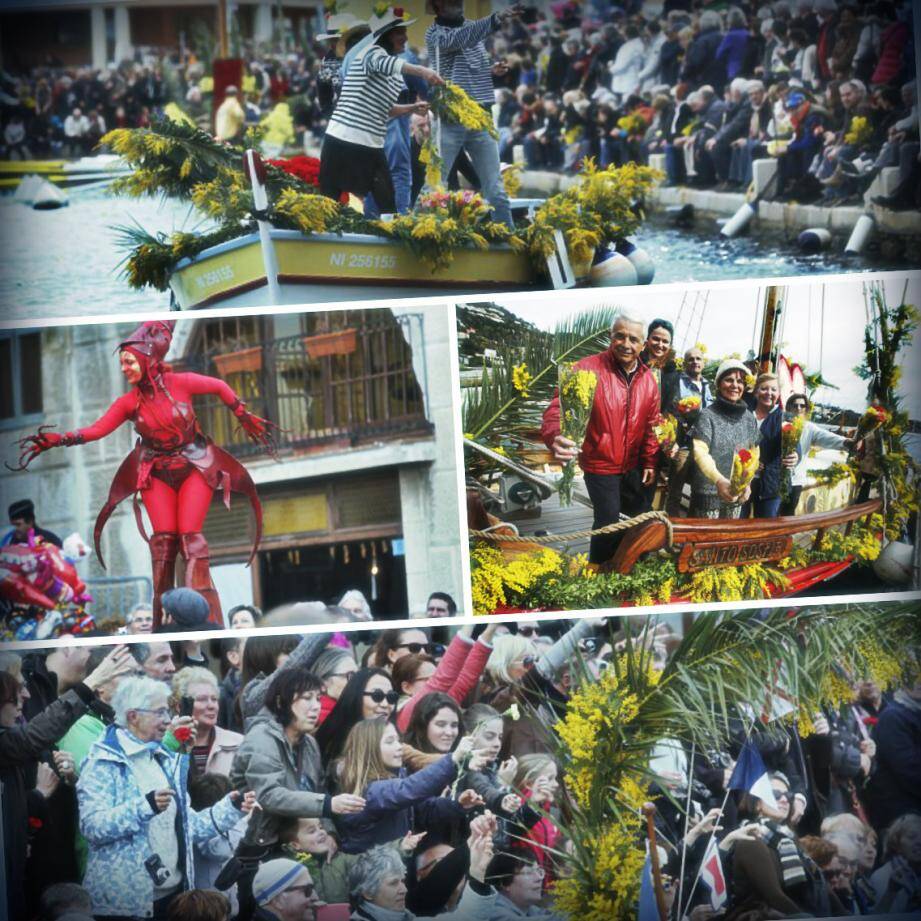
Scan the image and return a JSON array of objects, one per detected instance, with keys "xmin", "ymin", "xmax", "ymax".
[{"xmin": 463, "ymin": 283, "xmax": 918, "ymax": 611}]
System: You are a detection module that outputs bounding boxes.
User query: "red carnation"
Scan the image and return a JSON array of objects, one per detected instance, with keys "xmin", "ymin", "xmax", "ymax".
[
  {"xmin": 28, "ymin": 817, "xmax": 43, "ymax": 829},
  {"xmin": 173, "ymin": 726, "xmax": 193, "ymax": 743},
  {"xmin": 782, "ymin": 422, "xmax": 792, "ymax": 433},
  {"xmin": 394, "ymin": 7, "xmax": 404, "ymax": 16},
  {"xmin": 738, "ymin": 449, "xmax": 752, "ymax": 464},
  {"xmin": 862, "ymin": 716, "xmax": 878, "ymax": 726}
]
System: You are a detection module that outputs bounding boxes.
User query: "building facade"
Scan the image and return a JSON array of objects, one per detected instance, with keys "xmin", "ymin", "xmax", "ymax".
[{"xmin": 0, "ymin": 304, "xmax": 464, "ymax": 623}]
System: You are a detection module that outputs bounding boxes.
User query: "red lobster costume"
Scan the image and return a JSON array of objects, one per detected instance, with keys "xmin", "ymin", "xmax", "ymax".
[{"xmin": 13, "ymin": 320, "xmax": 275, "ymax": 629}]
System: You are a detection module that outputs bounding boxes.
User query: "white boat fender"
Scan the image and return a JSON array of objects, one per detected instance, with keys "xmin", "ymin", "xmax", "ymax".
[
  {"xmin": 615, "ymin": 239, "xmax": 655, "ymax": 285},
  {"xmin": 31, "ymin": 178, "xmax": 68, "ymax": 210},
  {"xmin": 720, "ymin": 200, "xmax": 757, "ymax": 238},
  {"xmin": 872, "ymin": 539, "xmax": 914, "ymax": 585},
  {"xmin": 12, "ymin": 174, "xmax": 44, "ymax": 205},
  {"xmin": 844, "ymin": 213, "xmax": 874, "ymax": 256},
  {"xmin": 589, "ymin": 245, "xmax": 638, "ymax": 287},
  {"xmin": 797, "ymin": 228, "xmax": 832, "ymax": 253}
]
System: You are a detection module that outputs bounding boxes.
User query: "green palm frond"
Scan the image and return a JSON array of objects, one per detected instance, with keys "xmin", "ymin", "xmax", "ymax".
[{"xmin": 461, "ymin": 305, "xmax": 617, "ymax": 477}]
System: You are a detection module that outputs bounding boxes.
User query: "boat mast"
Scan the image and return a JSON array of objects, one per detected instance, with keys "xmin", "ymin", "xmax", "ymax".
[{"xmin": 756, "ymin": 285, "xmax": 780, "ymax": 372}]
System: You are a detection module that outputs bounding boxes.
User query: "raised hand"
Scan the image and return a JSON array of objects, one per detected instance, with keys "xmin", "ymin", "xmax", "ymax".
[
  {"xmin": 83, "ymin": 645, "xmax": 137, "ymax": 691},
  {"xmin": 7, "ymin": 425, "xmax": 65, "ymax": 471},
  {"xmin": 497, "ymin": 756, "xmax": 518, "ymax": 786},
  {"xmin": 233, "ymin": 403, "xmax": 282, "ymax": 458},
  {"xmin": 457, "ymin": 789, "xmax": 486, "ymax": 810}
]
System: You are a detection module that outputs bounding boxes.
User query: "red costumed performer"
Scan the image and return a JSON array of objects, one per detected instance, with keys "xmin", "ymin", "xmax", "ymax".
[{"xmin": 12, "ymin": 320, "xmax": 275, "ymax": 629}]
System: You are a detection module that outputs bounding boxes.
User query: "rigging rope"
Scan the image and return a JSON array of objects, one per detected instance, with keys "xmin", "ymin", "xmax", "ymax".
[{"xmin": 469, "ymin": 509, "xmax": 674, "ymax": 549}]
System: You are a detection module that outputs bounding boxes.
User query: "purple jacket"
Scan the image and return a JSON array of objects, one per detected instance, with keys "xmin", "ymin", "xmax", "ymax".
[
  {"xmin": 335, "ymin": 753, "xmax": 465, "ymax": 853},
  {"xmin": 716, "ymin": 29, "xmax": 750, "ymax": 81}
]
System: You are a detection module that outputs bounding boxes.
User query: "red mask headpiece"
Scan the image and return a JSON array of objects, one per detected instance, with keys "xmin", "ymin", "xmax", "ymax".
[{"xmin": 117, "ymin": 320, "xmax": 174, "ymax": 362}]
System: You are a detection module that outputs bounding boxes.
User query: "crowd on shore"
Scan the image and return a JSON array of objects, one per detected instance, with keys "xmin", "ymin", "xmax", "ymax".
[
  {"xmin": 1, "ymin": 1, "xmax": 917, "ymax": 212},
  {"xmin": 1, "ymin": 611, "xmax": 919, "ymax": 921}
]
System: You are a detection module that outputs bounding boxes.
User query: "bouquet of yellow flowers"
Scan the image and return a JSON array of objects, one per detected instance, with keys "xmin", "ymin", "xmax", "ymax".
[
  {"xmin": 651, "ymin": 413, "xmax": 678, "ymax": 455},
  {"xmin": 855, "ymin": 404, "xmax": 889, "ymax": 440},
  {"xmin": 557, "ymin": 363, "xmax": 598, "ymax": 506},
  {"xmin": 729, "ymin": 445, "xmax": 760, "ymax": 499},
  {"xmin": 616, "ymin": 113, "xmax": 647, "ymax": 137},
  {"xmin": 844, "ymin": 115, "xmax": 873, "ymax": 147},
  {"xmin": 780, "ymin": 414, "xmax": 804, "ymax": 499},
  {"xmin": 429, "ymin": 82, "xmax": 497, "ymax": 139}
]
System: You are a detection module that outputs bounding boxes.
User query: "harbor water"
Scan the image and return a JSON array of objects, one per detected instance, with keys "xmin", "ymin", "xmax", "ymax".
[{"xmin": 0, "ymin": 186, "xmax": 915, "ymax": 321}]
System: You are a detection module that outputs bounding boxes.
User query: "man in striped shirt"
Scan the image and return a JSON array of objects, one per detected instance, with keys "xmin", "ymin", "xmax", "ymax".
[
  {"xmin": 426, "ymin": 0, "xmax": 524, "ymax": 227},
  {"xmin": 320, "ymin": 8, "xmax": 443, "ymax": 214}
]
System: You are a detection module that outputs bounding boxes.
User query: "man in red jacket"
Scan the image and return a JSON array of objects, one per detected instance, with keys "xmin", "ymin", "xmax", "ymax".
[{"xmin": 541, "ymin": 312, "xmax": 661, "ymax": 566}]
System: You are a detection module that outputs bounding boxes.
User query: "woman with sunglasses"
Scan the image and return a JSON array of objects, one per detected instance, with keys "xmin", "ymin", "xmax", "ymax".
[
  {"xmin": 369, "ymin": 628, "xmax": 436, "ymax": 671},
  {"xmin": 311, "ymin": 646, "xmax": 360, "ymax": 726},
  {"xmin": 396, "ymin": 622, "xmax": 499, "ymax": 734},
  {"xmin": 485, "ymin": 619, "xmax": 602, "ymax": 760},
  {"xmin": 780, "ymin": 392, "xmax": 860, "ymax": 516},
  {"xmin": 315, "ymin": 667, "xmax": 400, "ymax": 768},
  {"xmin": 727, "ymin": 771, "xmax": 843, "ymax": 917},
  {"xmin": 333, "ymin": 717, "xmax": 487, "ymax": 854}
]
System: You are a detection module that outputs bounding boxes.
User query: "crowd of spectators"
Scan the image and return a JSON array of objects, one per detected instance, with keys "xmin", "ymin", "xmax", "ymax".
[
  {"xmin": 1, "ymin": 2, "xmax": 917, "ymax": 211},
  {"xmin": 1, "ymin": 612, "xmax": 919, "ymax": 921},
  {"xmin": 482, "ymin": 0, "xmax": 917, "ymax": 208}
]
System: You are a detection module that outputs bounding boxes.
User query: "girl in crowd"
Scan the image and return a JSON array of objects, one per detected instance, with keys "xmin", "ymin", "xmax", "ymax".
[
  {"xmin": 312, "ymin": 646, "xmax": 360, "ymax": 725},
  {"xmin": 315, "ymin": 667, "xmax": 399, "ymax": 767},
  {"xmin": 392, "ymin": 653, "xmax": 437, "ymax": 710},
  {"xmin": 690, "ymin": 359, "xmax": 761, "ymax": 519},
  {"xmin": 334, "ymin": 718, "xmax": 486, "ymax": 854},
  {"xmin": 170, "ymin": 666, "xmax": 242, "ymax": 776},
  {"xmin": 513, "ymin": 754, "xmax": 562, "ymax": 875},
  {"xmin": 403, "ymin": 692, "xmax": 464, "ymax": 771}
]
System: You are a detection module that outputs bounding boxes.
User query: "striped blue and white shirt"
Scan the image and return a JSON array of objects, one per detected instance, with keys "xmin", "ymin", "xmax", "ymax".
[
  {"xmin": 327, "ymin": 43, "xmax": 406, "ymax": 148},
  {"xmin": 425, "ymin": 14, "xmax": 500, "ymax": 107}
]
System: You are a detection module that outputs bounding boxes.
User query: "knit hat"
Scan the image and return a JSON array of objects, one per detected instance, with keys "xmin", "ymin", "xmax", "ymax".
[
  {"xmin": 253, "ymin": 858, "xmax": 311, "ymax": 906},
  {"xmin": 160, "ymin": 588, "xmax": 211, "ymax": 628},
  {"xmin": 714, "ymin": 359, "xmax": 750, "ymax": 384}
]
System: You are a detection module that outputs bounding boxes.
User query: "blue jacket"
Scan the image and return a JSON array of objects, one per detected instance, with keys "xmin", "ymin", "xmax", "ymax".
[
  {"xmin": 751, "ymin": 406, "xmax": 784, "ymax": 501},
  {"xmin": 77, "ymin": 724, "xmax": 241, "ymax": 917},
  {"xmin": 336, "ymin": 753, "xmax": 464, "ymax": 854},
  {"xmin": 865, "ymin": 695, "xmax": 921, "ymax": 830}
]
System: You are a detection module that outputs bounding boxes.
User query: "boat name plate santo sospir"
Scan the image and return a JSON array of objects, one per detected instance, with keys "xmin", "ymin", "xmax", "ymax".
[{"xmin": 677, "ymin": 536, "xmax": 794, "ymax": 573}]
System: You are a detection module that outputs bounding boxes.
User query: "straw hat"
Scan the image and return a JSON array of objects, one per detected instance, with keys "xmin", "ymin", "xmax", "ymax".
[
  {"xmin": 317, "ymin": 12, "xmax": 368, "ymax": 41},
  {"xmin": 368, "ymin": 6, "xmax": 416, "ymax": 38}
]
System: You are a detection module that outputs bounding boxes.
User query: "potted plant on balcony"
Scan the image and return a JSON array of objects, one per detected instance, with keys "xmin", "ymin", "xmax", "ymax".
[
  {"xmin": 303, "ymin": 327, "xmax": 358, "ymax": 359},
  {"xmin": 213, "ymin": 345, "xmax": 263, "ymax": 376}
]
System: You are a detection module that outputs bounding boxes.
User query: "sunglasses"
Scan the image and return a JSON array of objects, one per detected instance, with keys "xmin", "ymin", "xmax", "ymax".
[
  {"xmin": 396, "ymin": 642, "xmax": 444, "ymax": 656},
  {"xmin": 364, "ymin": 689, "xmax": 400, "ymax": 705},
  {"xmin": 771, "ymin": 789, "xmax": 790, "ymax": 801},
  {"xmin": 520, "ymin": 655, "xmax": 536, "ymax": 669},
  {"xmin": 329, "ymin": 670, "xmax": 356, "ymax": 682}
]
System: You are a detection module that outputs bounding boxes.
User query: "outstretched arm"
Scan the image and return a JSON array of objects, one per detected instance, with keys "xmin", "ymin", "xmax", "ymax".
[{"xmin": 9, "ymin": 393, "xmax": 134, "ymax": 469}]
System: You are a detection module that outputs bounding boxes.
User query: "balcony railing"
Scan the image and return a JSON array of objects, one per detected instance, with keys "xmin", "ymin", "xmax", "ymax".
[{"xmin": 192, "ymin": 314, "xmax": 433, "ymax": 458}]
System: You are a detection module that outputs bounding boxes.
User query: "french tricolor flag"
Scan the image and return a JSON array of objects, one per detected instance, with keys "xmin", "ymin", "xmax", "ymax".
[
  {"xmin": 727, "ymin": 742, "xmax": 779, "ymax": 812},
  {"xmin": 700, "ymin": 835, "xmax": 728, "ymax": 910}
]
